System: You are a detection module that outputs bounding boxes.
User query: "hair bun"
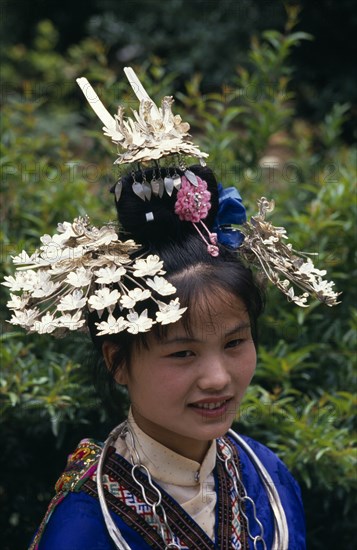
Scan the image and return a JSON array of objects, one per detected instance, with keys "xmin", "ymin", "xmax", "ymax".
[{"xmin": 112, "ymin": 165, "xmax": 219, "ymax": 246}]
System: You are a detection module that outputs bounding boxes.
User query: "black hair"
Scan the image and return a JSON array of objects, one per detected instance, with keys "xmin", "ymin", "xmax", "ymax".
[
  {"xmin": 113, "ymin": 164, "xmax": 219, "ymax": 246},
  {"xmin": 89, "ymin": 164, "xmax": 264, "ymax": 412}
]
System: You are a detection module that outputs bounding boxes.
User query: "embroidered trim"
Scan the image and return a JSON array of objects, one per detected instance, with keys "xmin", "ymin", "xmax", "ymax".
[
  {"xmin": 55, "ymin": 439, "xmax": 103, "ymax": 493},
  {"xmin": 218, "ymin": 436, "xmax": 249, "ymax": 549},
  {"xmin": 94, "ymin": 451, "xmax": 212, "ymax": 549},
  {"xmin": 85, "ymin": 438, "xmax": 248, "ymax": 549},
  {"xmin": 28, "ymin": 439, "xmax": 102, "ymax": 550},
  {"xmin": 83, "ymin": 476, "xmax": 168, "ymax": 549},
  {"xmin": 30, "ymin": 436, "xmax": 249, "ymax": 549}
]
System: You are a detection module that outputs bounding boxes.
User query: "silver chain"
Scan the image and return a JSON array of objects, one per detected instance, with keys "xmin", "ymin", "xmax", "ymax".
[
  {"xmin": 124, "ymin": 423, "xmax": 182, "ymax": 550},
  {"xmin": 217, "ymin": 438, "xmax": 267, "ymax": 549},
  {"xmin": 98, "ymin": 423, "xmax": 270, "ymax": 550}
]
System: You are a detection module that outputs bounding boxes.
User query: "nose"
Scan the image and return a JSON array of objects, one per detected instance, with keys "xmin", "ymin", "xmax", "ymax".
[{"xmin": 197, "ymin": 354, "xmax": 231, "ymax": 391}]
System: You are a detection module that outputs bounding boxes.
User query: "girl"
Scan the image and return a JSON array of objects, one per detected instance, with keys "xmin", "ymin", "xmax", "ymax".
[
  {"xmin": 28, "ymin": 166, "xmax": 305, "ymax": 550},
  {"xmin": 5, "ymin": 69, "xmax": 338, "ymax": 549}
]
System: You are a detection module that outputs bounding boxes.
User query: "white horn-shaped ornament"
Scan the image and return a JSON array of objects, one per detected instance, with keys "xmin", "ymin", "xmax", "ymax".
[
  {"xmin": 76, "ymin": 67, "xmax": 209, "ymax": 165},
  {"xmin": 123, "ymin": 67, "xmax": 161, "ymax": 120},
  {"xmin": 76, "ymin": 77, "xmax": 117, "ymax": 134}
]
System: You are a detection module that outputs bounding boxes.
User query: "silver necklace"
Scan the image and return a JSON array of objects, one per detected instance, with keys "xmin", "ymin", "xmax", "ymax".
[
  {"xmin": 97, "ymin": 422, "xmax": 181, "ymax": 550},
  {"xmin": 124, "ymin": 422, "xmax": 182, "ymax": 549},
  {"xmin": 97, "ymin": 422, "xmax": 284, "ymax": 550},
  {"xmin": 228, "ymin": 429, "xmax": 289, "ymax": 550},
  {"xmin": 217, "ymin": 438, "xmax": 266, "ymax": 549}
]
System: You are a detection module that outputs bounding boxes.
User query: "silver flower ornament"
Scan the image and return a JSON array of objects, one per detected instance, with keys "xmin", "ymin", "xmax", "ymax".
[{"xmin": 2, "ymin": 217, "xmax": 186, "ymax": 337}]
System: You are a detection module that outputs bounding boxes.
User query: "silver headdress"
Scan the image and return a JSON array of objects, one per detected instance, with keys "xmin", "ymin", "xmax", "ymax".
[{"xmin": 3, "ymin": 68, "xmax": 340, "ymax": 338}]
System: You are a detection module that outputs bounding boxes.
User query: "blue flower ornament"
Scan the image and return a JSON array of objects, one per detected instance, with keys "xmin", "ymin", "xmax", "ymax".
[{"xmin": 213, "ymin": 183, "xmax": 246, "ymax": 249}]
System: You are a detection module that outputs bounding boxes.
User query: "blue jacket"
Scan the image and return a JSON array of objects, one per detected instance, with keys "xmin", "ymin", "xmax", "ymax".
[{"xmin": 32, "ymin": 434, "xmax": 306, "ymax": 549}]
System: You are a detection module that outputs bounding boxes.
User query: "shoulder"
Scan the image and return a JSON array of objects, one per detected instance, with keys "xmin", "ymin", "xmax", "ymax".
[
  {"xmin": 55, "ymin": 438, "xmax": 103, "ymax": 493},
  {"xmin": 34, "ymin": 492, "xmax": 115, "ymax": 549},
  {"xmin": 32, "ymin": 441, "xmax": 153, "ymax": 550},
  {"xmin": 30, "ymin": 439, "xmax": 108, "ymax": 550},
  {"xmin": 230, "ymin": 432, "xmax": 300, "ymax": 487}
]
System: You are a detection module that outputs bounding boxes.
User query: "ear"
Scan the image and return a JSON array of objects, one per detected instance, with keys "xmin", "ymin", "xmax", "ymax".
[{"xmin": 102, "ymin": 340, "xmax": 129, "ymax": 385}]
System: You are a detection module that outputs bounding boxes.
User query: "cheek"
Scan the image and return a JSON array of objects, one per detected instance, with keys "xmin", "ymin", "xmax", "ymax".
[
  {"xmin": 131, "ymin": 367, "xmax": 191, "ymax": 403},
  {"xmin": 248, "ymin": 346, "xmax": 257, "ymax": 373},
  {"xmin": 236, "ymin": 346, "xmax": 257, "ymax": 385}
]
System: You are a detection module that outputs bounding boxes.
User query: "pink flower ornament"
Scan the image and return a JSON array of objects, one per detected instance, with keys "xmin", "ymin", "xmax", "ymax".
[
  {"xmin": 174, "ymin": 176, "xmax": 211, "ymax": 222},
  {"xmin": 174, "ymin": 175, "xmax": 219, "ymax": 257}
]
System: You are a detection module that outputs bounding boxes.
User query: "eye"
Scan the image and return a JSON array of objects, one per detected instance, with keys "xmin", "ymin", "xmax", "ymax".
[
  {"xmin": 225, "ymin": 338, "xmax": 243, "ymax": 349},
  {"xmin": 169, "ymin": 350, "xmax": 194, "ymax": 358}
]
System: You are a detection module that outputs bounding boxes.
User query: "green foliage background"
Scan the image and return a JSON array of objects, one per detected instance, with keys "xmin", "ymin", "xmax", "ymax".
[{"xmin": 1, "ymin": 5, "xmax": 356, "ymax": 549}]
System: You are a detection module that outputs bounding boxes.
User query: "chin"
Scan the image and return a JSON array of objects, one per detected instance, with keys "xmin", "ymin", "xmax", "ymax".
[{"xmin": 193, "ymin": 424, "xmax": 232, "ymax": 441}]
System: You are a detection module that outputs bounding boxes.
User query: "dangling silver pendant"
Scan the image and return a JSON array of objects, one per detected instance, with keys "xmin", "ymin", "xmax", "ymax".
[
  {"xmin": 151, "ymin": 177, "xmax": 160, "ymax": 196},
  {"xmin": 142, "ymin": 181, "xmax": 152, "ymax": 200},
  {"xmin": 132, "ymin": 181, "xmax": 146, "ymax": 201},
  {"xmin": 157, "ymin": 177, "xmax": 164, "ymax": 198},
  {"xmin": 114, "ymin": 180, "xmax": 122, "ymax": 201},
  {"xmin": 164, "ymin": 176, "xmax": 174, "ymax": 196},
  {"xmin": 173, "ymin": 175, "xmax": 182, "ymax": 189},
  {"xmin": 184, "ymin": 170, "xmax": 198, "ymax": 186}
]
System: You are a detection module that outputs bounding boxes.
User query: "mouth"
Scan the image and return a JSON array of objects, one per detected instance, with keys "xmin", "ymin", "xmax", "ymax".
[
  {"xmin": 188, "ymin": 397, "xmax": 234, "ymax": 417},
  {"xmin": 193, "ymin": 400, "xmax": 228, "ymax": 410}
]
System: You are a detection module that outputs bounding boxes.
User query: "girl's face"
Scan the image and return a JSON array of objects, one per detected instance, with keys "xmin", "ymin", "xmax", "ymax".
[{"xmin": 105, "ymin": 292, "xmax": 256, "ymax": 462}]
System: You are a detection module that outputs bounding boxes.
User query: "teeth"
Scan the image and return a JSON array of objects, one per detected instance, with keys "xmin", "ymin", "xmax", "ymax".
[{"xmin": 195, "ymin": 401, "xmax": 225, "ymax": 410}]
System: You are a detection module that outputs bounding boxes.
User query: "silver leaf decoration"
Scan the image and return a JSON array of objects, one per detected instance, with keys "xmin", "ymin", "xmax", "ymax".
[
  {"xmin": 143, "ymin": 181, "xmax": 152, "ymax": 200},
  {"xmin": 184, "ymin": 170, "xmax": 198, "ymax": 186},
  {"xmin": 164, "ymin": 176, "xmax": 174, "ymax": 196},
  {"xmin": 114, "ymin": 180, "xmax": 122, "ymax": 202},
  {"xmin": 132, "ymin": 182, "xmax": 146, "ymax": 201},
  {"xmin": 173, "ymin": 175, "xmax": 182, "ymax": 190},
  {"xmin": 151, "ymin": 178, "xmax": 160, "ymax": 196},
  {"xmin": 157, "ymin": 177, "xmax": 165, "ymax": 198}
]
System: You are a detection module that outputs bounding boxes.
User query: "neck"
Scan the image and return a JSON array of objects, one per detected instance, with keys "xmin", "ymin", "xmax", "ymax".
[{"xmin": 130, "ymin": 408, "xmax": 211, "ymax": 463}]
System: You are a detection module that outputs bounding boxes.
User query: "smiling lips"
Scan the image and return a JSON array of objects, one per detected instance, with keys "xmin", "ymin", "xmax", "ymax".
[
  {"xmin": 189, "ymin": 397, "xmax": 233, "ymax": 411},
  {"xmin": 194, "ymin": 401, "xmax": 226, "ymax": 410}
]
